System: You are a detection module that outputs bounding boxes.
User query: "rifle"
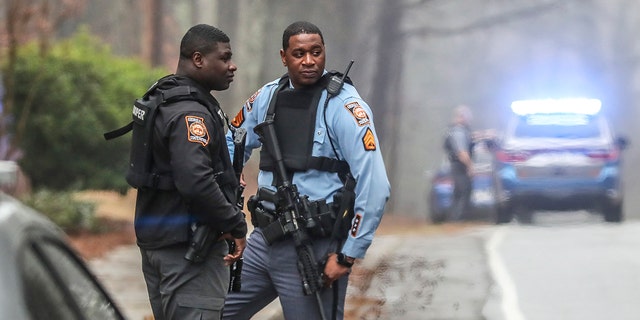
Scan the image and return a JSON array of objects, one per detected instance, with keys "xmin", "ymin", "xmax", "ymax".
[
  {"xmin": 254, "ymin": 119, "xmax": 327, "ymax": 320},
  {"xmin": 228, "ymin": 127, "xmax": 247, "ymax": 292}
]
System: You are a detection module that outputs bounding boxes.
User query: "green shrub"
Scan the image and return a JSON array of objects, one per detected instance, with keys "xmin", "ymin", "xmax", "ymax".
[
  {"xmin": 6, "ymin": 28, "xmax": 167, "ymax": 192},
  {"xmin": 21, "ymin": 189, "xmax": 98, "ymax": 234}
]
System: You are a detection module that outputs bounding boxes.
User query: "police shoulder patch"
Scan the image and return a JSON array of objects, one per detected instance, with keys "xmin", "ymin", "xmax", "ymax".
[
  {"xmin": 362, "ymin": 128, "xmax": 377, "ymax": 151},
  {"xmin": 185, "ymin": 115, "xmax": 209, "ymax": 146},
  {"xmin": 344, "ymin": 101, "xmax": 370, "ymax": 126},
  {"xmin": 245, "ymin": 89, "xmax": 261, "ymax": 112}
]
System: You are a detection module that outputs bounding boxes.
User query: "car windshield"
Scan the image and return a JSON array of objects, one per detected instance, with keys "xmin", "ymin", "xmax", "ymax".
[{"xmin": 513, "ymin": 114, "xmax": 601, "ymax": 139}]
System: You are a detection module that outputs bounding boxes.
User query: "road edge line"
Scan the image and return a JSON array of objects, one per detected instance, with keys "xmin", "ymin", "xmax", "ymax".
[{"xmin": 486, "ymin": 226, "xmax": 527, "ymax": 320}]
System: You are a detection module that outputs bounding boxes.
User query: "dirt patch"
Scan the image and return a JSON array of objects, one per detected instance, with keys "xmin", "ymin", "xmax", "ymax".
[
  {"xmin": 67, "ymin": 218, "xmax": 136, "ymax": 260},
  {"xmin": 69, "ymin": 190, "xmax": 137, "ymax": 260},
  {"xmin": 375, "ymin": 213, "xmax": 483, "ymax": 236}
]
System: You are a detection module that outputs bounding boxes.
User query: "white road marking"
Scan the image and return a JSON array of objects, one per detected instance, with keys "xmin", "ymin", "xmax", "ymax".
[{"xmin": 486, "ymin": 226, "xmax": 527, "ymax": 320}]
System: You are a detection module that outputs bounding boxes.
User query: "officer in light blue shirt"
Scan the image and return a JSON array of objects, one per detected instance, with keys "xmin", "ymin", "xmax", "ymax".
[{"xmin": 223, "ymin": 21, "xmax": 390, "ymax": 320}]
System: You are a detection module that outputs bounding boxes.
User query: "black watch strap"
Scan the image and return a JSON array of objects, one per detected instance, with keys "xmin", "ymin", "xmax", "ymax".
[{"xmin": 336, "ymin": 252, "xmax": 354, "ymax": 268}]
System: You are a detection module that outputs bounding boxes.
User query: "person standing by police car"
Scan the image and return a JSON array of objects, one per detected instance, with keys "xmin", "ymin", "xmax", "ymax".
[
  {"xmin": 222, "ymin": 21, "xmax": 390, "ymax": 320},
  {"xmin": 445, "ymin": 105, "xmax": 474, "ymax": 221},
  {"xmin": 131, "ymin": 24, "xmax": 247, "ymax": 319}
]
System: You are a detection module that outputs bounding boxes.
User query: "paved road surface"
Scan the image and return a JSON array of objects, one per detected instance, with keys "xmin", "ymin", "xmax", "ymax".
[
  {"xmin": 89, "ymin": 227, "xmax": 490, "ymax": 320},
  {"xmin": 89, "ymin": 244, "xmax": 283, "ymax": 320}
]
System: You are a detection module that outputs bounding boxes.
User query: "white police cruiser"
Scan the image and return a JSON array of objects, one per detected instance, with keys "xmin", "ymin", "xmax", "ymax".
[{"xmin": 493, "ymin": 98, "xmax": 628, "ymax": 224}]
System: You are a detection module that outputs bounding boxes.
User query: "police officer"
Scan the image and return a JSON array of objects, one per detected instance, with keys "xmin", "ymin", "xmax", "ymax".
[
  {"xmin": 133, "ymin": 24, "xmax": 247, "ymax": 319},
  {"xmin": 222, "ymin": 21, "xmax": 390, "ymax": 320},
  {"xmin": 445, "ymin": 105, "xmax": 474, "ymax": 221}
]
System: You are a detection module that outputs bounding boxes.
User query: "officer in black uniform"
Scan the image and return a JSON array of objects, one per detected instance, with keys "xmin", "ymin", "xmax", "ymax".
[
  {"xmin": 132, "ymin": 24, "xmax": 247, "ymax": 319},
  {"xmin": 445, "ymin": 105, "xmax": 474, "ymax": 221}
]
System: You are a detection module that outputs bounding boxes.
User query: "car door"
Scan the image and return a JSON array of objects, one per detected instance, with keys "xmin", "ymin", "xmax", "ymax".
[{"xmin": 18, "ymin": 230, "xmax": 125, "ymax": 320}]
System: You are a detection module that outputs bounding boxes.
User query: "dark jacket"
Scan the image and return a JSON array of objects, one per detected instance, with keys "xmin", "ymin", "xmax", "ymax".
[{"xmin": 134, "ymin": 75, "xmax": 246, "ymax": 249}]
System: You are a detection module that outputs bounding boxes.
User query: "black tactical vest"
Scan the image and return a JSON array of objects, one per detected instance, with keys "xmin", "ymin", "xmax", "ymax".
[
  {"xmin": 258, "ymin": 74, "xmax": 350, "ymax": 178},
  {"xmin": 105, "ymin": 76, "xmax": 237, "ymax": 192}
]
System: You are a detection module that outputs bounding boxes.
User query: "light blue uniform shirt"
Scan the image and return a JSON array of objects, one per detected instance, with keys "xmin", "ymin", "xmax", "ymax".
[{"xmin": 226, "ymin": 72, "xmax": 390, "ymax": 259}]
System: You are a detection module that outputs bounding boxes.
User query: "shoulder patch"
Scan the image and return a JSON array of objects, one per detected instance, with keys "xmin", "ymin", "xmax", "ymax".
[
  {"xmin": 231, "ymin": 109, "xmax": 244, "ymax": 128},
  {"xmin": 185, "ymin": 115, "xmax": 209, "ymax": 146},
  {"xmin": 344, "ymin": 102, "xmax": 370, "ymax": 126},
  {"xmin": 245, "ymin": 89, "xmax": 261, "ymax": 112},
  {"xmin": 362, "ymin": 128, "xmax": 377, "ymax": 151}
]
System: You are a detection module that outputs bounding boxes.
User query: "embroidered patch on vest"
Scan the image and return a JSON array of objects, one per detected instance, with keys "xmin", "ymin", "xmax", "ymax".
[
  {"xmin": 185, "ymin": 115, "xmax": 209, "ymax": 146},
  {"xmin": 362, "ymin": 128, "xmax": 376, "ymax": 151},
  {"xmin": 350, "ymin": 213, "xmax": 362, "ymax": 237},
  {"xmin": 231, "ymin": 109, "xmax": 244, "ymax": 128},
  {"xmin": 345, "ymin": 102, "xmax": 370, "ymax": 126}
]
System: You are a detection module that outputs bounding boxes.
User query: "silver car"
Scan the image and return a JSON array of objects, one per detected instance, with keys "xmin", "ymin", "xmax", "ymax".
[{"xmin": 0, "ymin": 192, "xmax": 125, "ymax": 319}]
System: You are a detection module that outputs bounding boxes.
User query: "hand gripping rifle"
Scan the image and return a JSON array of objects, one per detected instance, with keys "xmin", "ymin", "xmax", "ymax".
[{"xmin": 254, "ymin": 119, "xmax": 327, "ymax": 320}]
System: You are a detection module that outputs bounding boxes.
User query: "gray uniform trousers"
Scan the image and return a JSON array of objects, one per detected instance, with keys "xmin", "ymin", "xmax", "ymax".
[
  {"xmin": 140, "ymin": 240, "xmax": 229, "ymax": 320},
  {"xmin": 450, "ymin": 161, "xmax": 472, "ymax": 220},
  {"xmin": 222, "ymin": 228, "xmax": 349, "ymax": 320}
]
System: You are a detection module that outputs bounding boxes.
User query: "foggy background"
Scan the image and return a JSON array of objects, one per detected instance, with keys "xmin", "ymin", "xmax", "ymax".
[{"xmin": 4, "ymin": 0, "xmax": 638, "ymax": 217}]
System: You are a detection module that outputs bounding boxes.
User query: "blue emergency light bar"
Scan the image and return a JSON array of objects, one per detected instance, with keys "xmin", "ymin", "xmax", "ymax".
[{"xmin": 510, "ymin": 98, "xmax": 601, "ymax": 116}]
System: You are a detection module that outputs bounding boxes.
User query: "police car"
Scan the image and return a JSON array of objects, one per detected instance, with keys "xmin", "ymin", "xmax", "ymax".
[{"xmin": 493, "ymin": 98, "xmax": 628, "ymax": 224}]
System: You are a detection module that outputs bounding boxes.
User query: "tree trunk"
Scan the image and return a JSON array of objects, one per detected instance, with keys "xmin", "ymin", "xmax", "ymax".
[
  {"xmin": 148, "ymin": 0, "xmax": 164, "ymax": 67},
  {"xmin": 370, "ymin": 0, "xmax": 405, "ymax": 212}
]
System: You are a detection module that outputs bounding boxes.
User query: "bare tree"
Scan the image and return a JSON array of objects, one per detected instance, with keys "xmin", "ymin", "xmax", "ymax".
[
  {"xmin": 2, "ymin": 0, "xmax": 85, "ymax": 158},
  {"xmin": 369, "ymin": 0, "xmax": 405, "ymax": 211}
]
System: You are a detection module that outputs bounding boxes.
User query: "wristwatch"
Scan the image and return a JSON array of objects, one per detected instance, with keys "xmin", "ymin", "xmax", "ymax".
[{"xmin": 336, "ymin": 253, "xmax": 355, "ymax": 268}]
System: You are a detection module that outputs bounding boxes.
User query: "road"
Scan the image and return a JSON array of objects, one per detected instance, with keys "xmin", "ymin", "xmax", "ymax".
[
  {"xmin": 348, "ymin": 212, "xmax": 640, "ymax": 320},
  {"xmin": 486, "ymin": 212, "xmax": 640, "ymax": 320},
  {"xmin": 91, "ymin": 212, "xmax": 640, "ymax": 320}
]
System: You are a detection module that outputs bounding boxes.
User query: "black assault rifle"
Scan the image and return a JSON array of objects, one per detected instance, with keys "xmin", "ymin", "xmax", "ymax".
[
  {"xmin": 228, "ymin": 127, "xmax": 247, "ymax": 292},
  {"xmin": 254, "ymin": 119, "xmax": 327, "ymax": 320}
]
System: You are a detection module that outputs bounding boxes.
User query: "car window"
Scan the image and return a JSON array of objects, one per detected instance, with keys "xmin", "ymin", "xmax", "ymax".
[
  {"xmin": 19, "ymin": 237, "xmax": 122, "ymax": 320},
  {"xmin": 20, "ymin": 245, "xmax": 78, "ymax": 320},
  {"xmin": 513, "ymin": 114, "xmax": 601, "ymax": 139}
]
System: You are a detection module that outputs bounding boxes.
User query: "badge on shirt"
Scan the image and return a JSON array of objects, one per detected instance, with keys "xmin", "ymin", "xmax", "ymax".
[
  {"xmin": 362, "ymin": 128, "xmax": 377, "ymax": 151},
  {"xmin": 185, "ymin": 115, "xmax": 209, "ymax": 146},
  {"xmin": 345, "ymin": 102, "xmax": 370, "ymax": 126}
]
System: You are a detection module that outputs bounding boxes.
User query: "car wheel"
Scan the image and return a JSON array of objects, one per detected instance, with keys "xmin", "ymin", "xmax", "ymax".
[
  {"xmin": 428, "ymin": 192, "xmax": 447, "ymax": 224},
  {"xmin": 515, "ymin": 206, "xmax": 534, "ymax": 225},
  {"xmin": 496, "ymin": 205, "xmax": 513, "ymax": 224},
  {"xmin": 603, "ymin": 203, "xmax": 623, "ymax": 223},
  {"xmin": 429, "ymin": 207, "xmax": 446, "ymax": 224}
]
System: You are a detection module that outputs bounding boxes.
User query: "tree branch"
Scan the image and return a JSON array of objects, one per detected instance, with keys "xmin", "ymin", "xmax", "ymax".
[{"xmin": 403, "ymin": 1, "xmax": 563, "ymax": 37}]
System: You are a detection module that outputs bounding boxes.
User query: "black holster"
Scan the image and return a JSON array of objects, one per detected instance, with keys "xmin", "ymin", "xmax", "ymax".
[{"xmin": 247, "ymin": 188, "xmax": 337, "ymax": 245}]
